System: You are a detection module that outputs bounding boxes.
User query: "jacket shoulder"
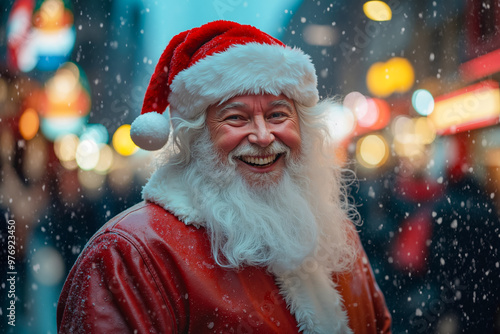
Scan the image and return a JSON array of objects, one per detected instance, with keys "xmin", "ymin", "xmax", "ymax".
[
  {"xmin": 57, "ymin": 201, "xmax": 180, "ymax": 333},
  {"xmin": 85, "ymin": 201, "xmax": 210, "ymax": 267},
  {"xmin": 91, "ymin": 201, "xmax": 202, "ymax": 245},
  {"xmin": 103, "ymin": 201, "xmax": 179, "ymax": 230}
]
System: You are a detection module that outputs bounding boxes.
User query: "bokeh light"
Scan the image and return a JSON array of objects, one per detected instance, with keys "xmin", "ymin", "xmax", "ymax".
[
  {"xmin": 46, "ymin": 65, "xmax": 80, "ymax": 106},
  {"xmin": 32, "ymin": 0, "xmax": 76, "ymax": 71},
  {"xmin": 343, "ymin": 91, "xmax": 368, "ymax": 123},
  {"xmin": 80, "ymin": 124, "xmax": 109, "ymax": 145},
  {"xmin": 359, "ymin": 98, "xmax": 380, "ymax": 128},
  {"xmin": 94, "ymin": 144, "xmax": 114, "ymax": 174},
  {"xmin": 54, "ymin": 133, "xmax": 79, "ymax": 162},
  {"xmin": 323, "ymin": 104, "xmax": 356, "ymax": 142},
  {"xmin": 38, "ymin": 62, "xmax": 91, "ymax": 141},
  {"xmin": 19, "ymin": 108, "xmax": 40, "ymax": 140},
  {"xmin": 363, "ymin": 1, "xmax": 392, "ymax": 21},
  {"xmin": 31, "ymin": 247, "xmax": 65, "ymax": 286},
  {"xmin": 43, "ymin": 62, "xmax": 90, "ymax": 118},
  {"xmin": 412, "ymin": 89, "xmax": 435, "ymax": 116},
  {"xmin": 356, "ymin": 134, "xmax": 389, "ymax": 168},
  {"xmin": 112, "ymin": 124, "xmax": 139, "ymax": 156},
  {"xmin": 393, "ymin": 116, "xmax": 418, "ymax": 158},
  {"xmin": 40, "ymin": 116, "xmax": 86, "ymax": 141},
  {"xmin": 342, "ymin": 93, "xmax": 391, "ymax": 133},
  {"xmin": 414, "ymin": 117, "xmax": 436, "ymax": 144},
  {"xmin": 33, "ymin": 0, "xmax": 67, "ymax": 29},
  {"xmin": 369, "ymin": 98, "xmax": 391, "ymax": 130},
  {"xmin": 75, "ymin": 139, "xmax": 100, "ymax": 170},
  {"xmin": 392, "ymin": 115, "xmax": 436, "ymax": 159},
  {"xmin": 7, "ymin": 0, "xmax": 37, "ymax": 72},
  {"xmin": 60, "ymin": 159, "xmax": 78, "ymax": 170},
  {"xmin": 78, "ymin": 169, "xmax": 106, "ymax": 191},
  {"xmin": 367, "ymin": 57, "xmax": 415, "ymax": 97}
]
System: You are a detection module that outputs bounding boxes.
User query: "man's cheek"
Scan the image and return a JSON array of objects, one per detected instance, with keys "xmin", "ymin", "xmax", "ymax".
[{"xmin": 278, "ymin": 128, "xmax": 301, "ymax": 154}]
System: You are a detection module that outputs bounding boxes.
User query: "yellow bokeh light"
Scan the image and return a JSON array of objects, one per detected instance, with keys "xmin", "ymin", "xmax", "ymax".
[
  {"xmin": 414, "ymin": 117, "xmax": 436, "ymax": 145},
  {"xmin": 356, "ymin": 134, "xmax": 389, "ymax": 168},
  {"xmin": 392, "ymin": 116, "xmax": 436, "ymax": 159},
  {"xmin": 363, "ymin": 1, "xmax": 392, "ymax": 21},
  {"xmin": 19, "ymin": 108, "xmax": 40, "ymax": 140},
  {"xmin": 367, "ymin": 57, "xmax": 415, "ymax": 97},
  {"xmin": 112, "ymin": 124, "xmax": 139, "ymax": 156},
  {"xmin": 366, "ymin": 62, "xmax": 392, "ymax": 97},
  {"xmin": 389, "ymin": 57, "xmax": 415, "ymax": 92}
]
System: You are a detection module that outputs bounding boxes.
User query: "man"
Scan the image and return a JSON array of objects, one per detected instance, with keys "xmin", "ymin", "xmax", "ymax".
[{"xmin": 57, "ymin": 20, "xmax": 391, "ymax": 333}]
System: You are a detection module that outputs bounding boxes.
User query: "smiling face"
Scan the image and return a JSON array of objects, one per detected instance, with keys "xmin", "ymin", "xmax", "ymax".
[{"xmin": 206, "ymin": 94, "xmax": 302, "ymax": 186}]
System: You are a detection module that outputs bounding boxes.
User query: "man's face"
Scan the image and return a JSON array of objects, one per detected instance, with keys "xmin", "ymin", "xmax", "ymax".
[{"xmin": 206, "ymin": 94, "xmax": 302, "ymax": 185}]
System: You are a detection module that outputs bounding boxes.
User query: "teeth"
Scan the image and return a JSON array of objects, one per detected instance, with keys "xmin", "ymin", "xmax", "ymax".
[{"xmin": 240, "ymin": 154, "xmax": 278, "ymax": 166}]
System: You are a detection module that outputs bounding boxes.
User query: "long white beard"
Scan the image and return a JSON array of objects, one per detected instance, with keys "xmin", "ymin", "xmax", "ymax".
[
  {"xmin": 144, "ymin": 125, "xmax": 359, "ymax": 333},
  {"xmin": 181, "ymin": 128, "xmax": 357, "ymax": 274}
]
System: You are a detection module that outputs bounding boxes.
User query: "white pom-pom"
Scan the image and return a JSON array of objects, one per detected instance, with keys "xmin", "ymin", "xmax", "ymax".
[{"xmin": 130, "ymin": 112, "xmax": 170, "ymax": 151}]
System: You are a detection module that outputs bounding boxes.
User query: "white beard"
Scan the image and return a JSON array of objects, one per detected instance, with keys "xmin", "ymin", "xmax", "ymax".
[
  {"xmin": 143, "ymin": 124, "xmax": 358, "ymax": 333},
  {"xmin": 176, "ymin": 128, "xmax": 357, "ymax": 274}
]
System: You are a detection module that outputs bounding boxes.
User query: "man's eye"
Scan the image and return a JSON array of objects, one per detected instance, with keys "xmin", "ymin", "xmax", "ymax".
[
  {"xmin": 269, "ymin": 112, "xmax": 286, "ymax": 119},
  {"xmin": 224, "ymin": 115, "xmax": 244, "ymax": 121}
]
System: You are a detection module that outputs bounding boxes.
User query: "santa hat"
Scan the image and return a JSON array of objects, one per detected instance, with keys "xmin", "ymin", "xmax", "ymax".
[{"xmin": 130, "ymin": 20, "xmax": 319, "ymax": 151}]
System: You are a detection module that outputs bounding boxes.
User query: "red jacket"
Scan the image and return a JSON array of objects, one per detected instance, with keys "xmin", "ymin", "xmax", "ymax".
[{"xmin": 57, "ymin": 202, "xmax": 391, "ymax": 333}]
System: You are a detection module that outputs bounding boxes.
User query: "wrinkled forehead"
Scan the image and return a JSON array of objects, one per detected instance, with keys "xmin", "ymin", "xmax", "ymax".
[{"xmin": 211, "ymin": 94, "xmax": 296, "ymax": 113}]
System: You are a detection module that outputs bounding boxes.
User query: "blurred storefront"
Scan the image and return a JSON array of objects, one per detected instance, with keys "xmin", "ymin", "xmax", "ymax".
[{"xmin": 1, "ymin": 0, "xmax": 500, "ymax": 333}]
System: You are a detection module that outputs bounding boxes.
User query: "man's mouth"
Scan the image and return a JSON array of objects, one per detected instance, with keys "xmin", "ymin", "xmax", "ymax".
[{"xmin": 238, "ymin": 154, "xmax": 282, "ymax": 167}]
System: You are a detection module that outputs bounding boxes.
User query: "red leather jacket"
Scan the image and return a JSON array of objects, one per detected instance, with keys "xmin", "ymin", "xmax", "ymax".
[{"xmin": 57, "ymin": 202, "xmax": 391, "ymax": 333}]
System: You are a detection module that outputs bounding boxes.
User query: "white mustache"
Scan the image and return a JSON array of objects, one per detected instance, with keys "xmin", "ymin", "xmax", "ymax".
[{"xmin": 228, "ymin": 141, "xmax": 291, "ymax": 162}]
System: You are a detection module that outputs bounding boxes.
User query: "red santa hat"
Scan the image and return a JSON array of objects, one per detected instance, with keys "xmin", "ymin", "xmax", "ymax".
[{"xmin": 130, "ymin": 20, "xmax": 319, "ymax": 151}]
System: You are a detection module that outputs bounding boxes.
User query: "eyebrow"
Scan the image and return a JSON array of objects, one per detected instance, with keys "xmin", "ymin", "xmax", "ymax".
[
  {"xmin": 216, "ymin": 99, "xmax": 295, "ymax": 117},
  {"xmin": 270, "ymin": 99, "xmax": 295, "ymax": 113},
  {"xmin": 216, "ymin": 102, "xmax": 247, "ymax": 117}
]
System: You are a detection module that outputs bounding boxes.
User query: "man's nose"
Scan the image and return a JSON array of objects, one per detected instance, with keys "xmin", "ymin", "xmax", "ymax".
[{"xmin": 248, "ymin": 117, "xmax": 275, "ymax": 147}]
